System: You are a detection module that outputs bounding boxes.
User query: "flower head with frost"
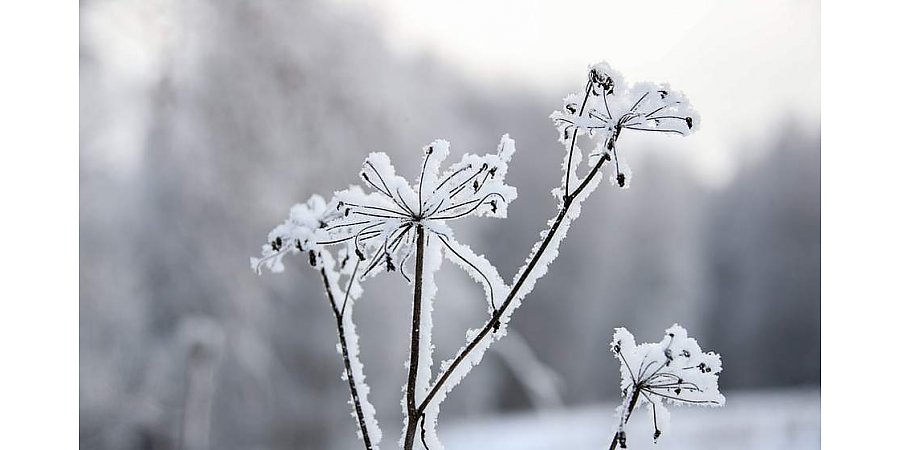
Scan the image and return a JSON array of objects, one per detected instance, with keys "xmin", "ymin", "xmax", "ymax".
[
  {"xmin": 321, "ymin": 136, "xmax": 517, "ymax": 286},
  {"xmin": 550, "ymin": 62, "xmax": 699, "ymax": 187},
  {"xmin": 610, "ymin": 324, "xmax": 724, "ymax": 447},
  {"xmin": 251, "ymin": 194, "xmax": 343, "ymax": 274}
]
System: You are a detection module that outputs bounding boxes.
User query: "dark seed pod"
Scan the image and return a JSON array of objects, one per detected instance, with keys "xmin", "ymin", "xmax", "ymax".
[
  {"xmin": 686, "ymin": 117, "xmax": 693, "ymax": 129},
  {"xmin": 473, "ymin": 180, "xmax": 479, "ymax": 190},
  {"xmin": 590, "ymin": 68, "xmax": 615, "ymax": 95},
  {"xmin": 617, "ymin": 173, "xmax": 627, "ymax": 188},
  {"xmin": 489, "ymin": 200, "xmax": 497, "ymax": 213},
  {"xmin": 674, "ymin": 388, "xmax": 682, "ymax": 395},
  {"xmin": 308, "ymin": 251, "xmax": 317, "ymax": 267},
  {"xmin": 654, "ymin": 429, "xmax": 662, "ymax": 442},
  {"xmin": 617, "ymin": 431, "xmax": 627, "ymax": 448},
  {"xmin": 355, "ymin": 248, "xmax": 366, "ymax": 260},
  {"xmin": 385, "ymin": 255, "xmax": 396, "ymax": 272},
  {"xmin": 613, "ymin": 344, "xmax": 621, "ymax": 353},
  {"xmin": 565, "ymin": 102, "xmax": 577, "ymax": 114},
  {"xmin": 659, "ymin": 89, "xmax": 668, "ymax": 99},
  {"xmin": 426, "ymin": 145, "xmax": 433, "ymax": 155},
  {"xmin": 295, "ymin": 240, "xmax": 304, "ymax": 251}
]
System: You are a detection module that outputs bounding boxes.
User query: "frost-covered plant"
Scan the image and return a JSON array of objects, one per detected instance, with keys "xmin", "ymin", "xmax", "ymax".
[
  {"xmin": 252, "ymin": 62, "xmax": 711, "ymax": 450},
  {"xmin": 609, "ymin": 325, "xmax": 724, "ymax": 449}
]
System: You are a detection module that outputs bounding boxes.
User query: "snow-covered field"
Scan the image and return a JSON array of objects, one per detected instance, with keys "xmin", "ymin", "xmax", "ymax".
[{"xmin": 439, "ymin": 388, "xmax": 820, "ymax": 450}]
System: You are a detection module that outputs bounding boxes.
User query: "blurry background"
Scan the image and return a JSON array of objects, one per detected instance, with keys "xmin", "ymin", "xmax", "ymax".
[{"xmin": 80, "ymin": 0, "xmax": 820, "ymax": 449}]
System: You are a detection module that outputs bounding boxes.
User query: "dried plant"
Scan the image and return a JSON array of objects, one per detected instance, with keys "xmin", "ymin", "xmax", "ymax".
[{"xmin": 252, "ymin": 62, "xmax": 719, "ymax": 449}]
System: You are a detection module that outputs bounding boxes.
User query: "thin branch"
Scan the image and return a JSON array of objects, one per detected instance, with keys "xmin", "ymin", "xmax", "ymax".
[
  {"xmin": 416, "ymin": 147, "xmax": 612, "ymax": 415},
  {"xmin": 563, "ymin": 82, "xmax": 593, "ymax": 200},
  {"xmin": 319, "ymin": 267, "xmax": 374, "ymax": 450},
  {"xmin": 403, "ymin": 225, "xmax": 427, "ymax": 450}
]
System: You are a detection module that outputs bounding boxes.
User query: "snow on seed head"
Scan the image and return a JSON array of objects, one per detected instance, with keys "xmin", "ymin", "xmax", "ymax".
[
  {"xmin": 552, "ymin": 62, "xmax": 698, "ymax": 189},
  {"xmin": 610, "ymin": 324, "xmax": 724, "ymax": 444},
  {"xmin": 251, "ymin": 194, "xmax": 341, "ymax": 274},
  {"xmin": 320, "ymin": 136, "xmax": 517, "ymax": 282}
]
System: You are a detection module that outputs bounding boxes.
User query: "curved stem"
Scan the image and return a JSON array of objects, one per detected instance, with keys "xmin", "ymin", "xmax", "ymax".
[
  {"xmin": 319, "ymin": 266, "xmax": 374, "ymax": 450},
  {"xmin": 403, "ymin": 226, "xmax": 426, "ymax": 450}
]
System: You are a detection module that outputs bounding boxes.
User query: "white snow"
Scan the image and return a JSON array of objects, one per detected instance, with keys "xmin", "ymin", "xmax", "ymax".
[{"xmin": 437, "ymin": 389, "xmax": 819, "ymax": 450}]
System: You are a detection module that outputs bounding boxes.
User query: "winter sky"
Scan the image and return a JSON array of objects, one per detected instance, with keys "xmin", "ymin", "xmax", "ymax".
[
  {"xmin": 83, "ymin": 0, "xmax": 820, "ymax": 185},
  {"xmin": 333, "ymin": 0, "xmax": 821, "ymax": 184}
]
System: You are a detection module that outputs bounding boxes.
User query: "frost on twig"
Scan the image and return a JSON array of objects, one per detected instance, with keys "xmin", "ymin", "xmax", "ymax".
[
  {"xmin": 319, "ymin": 138, "xmax": 518, "ymax": 449},
  {"xmin": 317, "ymin": 249, "xmax": 383, "ymax": 449},
  {"xmin": 253, "ymin": 137, "xmax": 519, "ymax": 450},
  {"xmin": 609, "ymin": 324, "xmax": 724, "ymax": 448},
  {"xmin": 251, "ymin": 62, "xmax": 709, "ymax": 450},
  {"xmin": 417, "ymin": 63, "xmax": 700, "ymax": 447},
  {"xmin": 251, "ymin": 197, "xmax": 382, "ymax": 449}
]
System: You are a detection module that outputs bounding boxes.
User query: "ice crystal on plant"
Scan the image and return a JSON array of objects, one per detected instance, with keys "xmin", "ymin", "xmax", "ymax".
[
  {"xmin": 610, "ymin": 324, "xmax": 724, "ymax": 446},
  {"xmin": 317, "ymin": 250, "xmax": 382, "ymax": 448},
  {"xmin": 324, "ymin": 136, "xmax": 517, "ymax": 284},
  {"xmin": 250, "ymin": 62, "xmax": 710, "ymax": 450},
  {"xmin": 251, "ymin": 194, "xmax": 342, "ymax": 274},
  {"xmin": 550, "ymin": 62, "xmax": 698, "ymax": 188}
]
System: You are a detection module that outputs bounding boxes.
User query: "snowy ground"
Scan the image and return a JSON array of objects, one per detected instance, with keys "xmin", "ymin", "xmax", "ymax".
[{"xmin": 438, "ymin": 388, "xmax": 820, "ymax": 450}]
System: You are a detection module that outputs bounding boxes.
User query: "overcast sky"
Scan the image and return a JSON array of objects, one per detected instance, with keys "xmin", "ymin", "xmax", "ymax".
[
  {"xmin": 333, "ymin": 0, "xmax": 821, "ymax": 184},
  {"xmin": 84, "ymin": 0, "xmax": 820, "ymax": 185}
]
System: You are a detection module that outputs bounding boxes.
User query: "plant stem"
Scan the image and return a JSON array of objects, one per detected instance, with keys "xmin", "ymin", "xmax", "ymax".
[
  {"xmin": 403, "ymin": 225, "xmax": 426, "ymax": 450},
  {"xmin": 608, "ymin": 386, "xmax": 641, "ymax": 450},
  {"xmin": 416, "ymin": 148, "xmax": 612, "ymax": 415},
  {"xmin": 564, "ymin": 81, "xmax": 593, "ymax": 201},
  {"xmin": 319, "ymin": 265, "xmax": 374, "ymax": 450}
]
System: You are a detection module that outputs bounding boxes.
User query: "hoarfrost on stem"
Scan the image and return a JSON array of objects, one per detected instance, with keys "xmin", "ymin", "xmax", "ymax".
[
  {"xmin": 250, "ymin": 61, "xmax": 712, "ymax": 450},
  {"xmin": 317, "ymin": 250, "xmax": 383, "ymax": 449},
  {"xmin": 416, "ymin": 62, "xmax": 699, "ymax": 446}
]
